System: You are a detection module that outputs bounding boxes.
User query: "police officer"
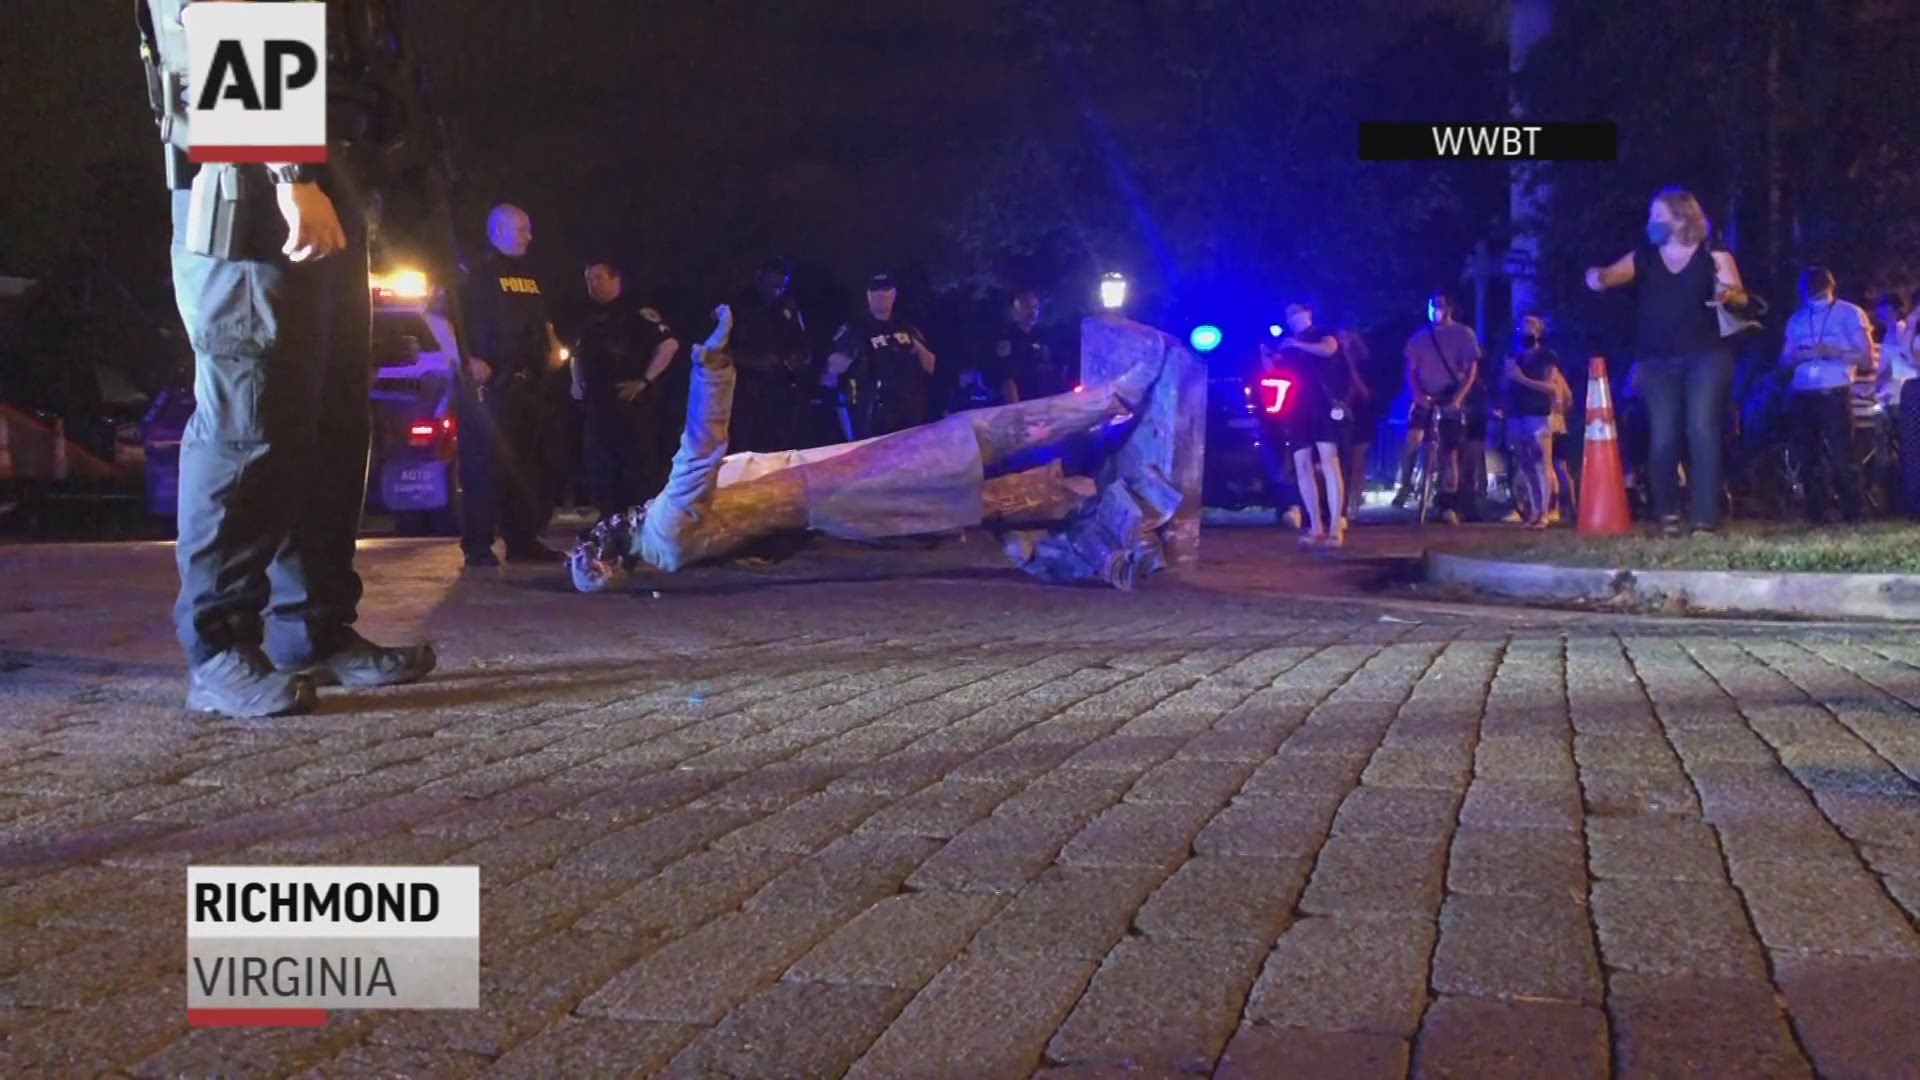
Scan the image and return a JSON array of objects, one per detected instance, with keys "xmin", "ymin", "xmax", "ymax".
[
  {"xmin": 998, "ymin": 288, "xmax": 1066, "ymax": 402},
  {"xmin": 136, "ymin": 0, "xmax": 435, "ymax": 718},
  {"xmin": 458, "ymin": 204, "xmax": 568, "ymax": 566},
  {"xmin": 728, "ymin": 257, "xmax": 811, "ymax": 453},
  {"xmin": 573, "ymin": 259, "xmax": 680, "ymax": 521},
  {"xmin": 824, "ymin": 273, "xmax": 937, "ymax": 439}
]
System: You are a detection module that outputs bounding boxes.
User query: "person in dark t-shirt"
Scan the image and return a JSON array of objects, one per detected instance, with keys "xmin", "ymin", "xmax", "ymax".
[
  {"xmin": 729, "ymin": 256, "xmax": 812, "ymax": 453},
  {"xmin": 1502, "ymin": 314, "xmax": 1561, "ymax": 528},
  {"xmin": 998, "ymin": 288, "xmax": 1068, "ymax": 402},
  {"xmin": 1271, "ymin": 302, "xmax": 1350, "ymax": 547},
  {"xmin": 1585, "ymin": 186, "xmax": 1751, "ymax": 534}
]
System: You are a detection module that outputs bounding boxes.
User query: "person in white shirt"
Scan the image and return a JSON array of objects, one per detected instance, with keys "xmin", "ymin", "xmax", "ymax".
[
  {"xmin": 1779, "ymin": 266, "xmax": 1876, "ymax": 523},
  {"xmin": 1874, "ymin": 294, "xmax": 1916, "ymax": 409}
]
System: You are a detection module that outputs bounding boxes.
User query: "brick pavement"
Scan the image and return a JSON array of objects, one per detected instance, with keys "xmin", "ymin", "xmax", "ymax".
[{"xmin": 2, "ymin": 528, "xmax": 1920, "ymax": 1076}]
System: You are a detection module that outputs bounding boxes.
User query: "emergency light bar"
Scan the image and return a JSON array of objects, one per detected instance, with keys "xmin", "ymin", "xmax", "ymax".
[{"xmin": 371, "ymin": 269, "xmax": 431, "ymax": 301}]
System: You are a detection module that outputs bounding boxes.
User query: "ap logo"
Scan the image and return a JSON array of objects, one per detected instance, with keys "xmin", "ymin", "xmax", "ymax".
[{"xmin": 183, "ymin": 1, "xmax": 327, "ymax": 163}]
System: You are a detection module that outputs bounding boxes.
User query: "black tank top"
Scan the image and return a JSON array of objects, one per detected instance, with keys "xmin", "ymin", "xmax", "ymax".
[{"xmin": 1633, "ymin": 244, "xmax": 1720, "ymax": 358}]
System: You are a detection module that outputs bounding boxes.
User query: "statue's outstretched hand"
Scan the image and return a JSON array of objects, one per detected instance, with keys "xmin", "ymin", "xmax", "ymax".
[{"xmin": 706, "ymin": 305, "xmax": 734, "ymax": 351}]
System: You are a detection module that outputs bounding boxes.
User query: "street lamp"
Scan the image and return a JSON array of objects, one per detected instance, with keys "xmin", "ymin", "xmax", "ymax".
[{"xmin": 1098, "ymin": 272, "xmax": 1128, "ymax": 312}]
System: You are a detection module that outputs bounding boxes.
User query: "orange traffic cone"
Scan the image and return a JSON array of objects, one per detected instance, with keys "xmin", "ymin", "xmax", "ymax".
[{"xmin": 1577, "ymin": 355, "xmax": 1631, "ymax": 536}]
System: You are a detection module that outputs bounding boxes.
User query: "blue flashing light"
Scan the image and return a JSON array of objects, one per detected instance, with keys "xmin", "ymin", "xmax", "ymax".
[
  {"xmin": 1269, "ymin": 324, "xmax": 1283, "ymax": 338},
  {"xmin": 1190, "ymin": 325, "xmax": 1223, "ymax": 353}
]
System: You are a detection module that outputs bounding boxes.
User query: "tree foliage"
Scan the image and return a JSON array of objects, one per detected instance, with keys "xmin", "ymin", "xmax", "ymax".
[
  {"xmin": 1518, "ymin": 0, "xmax": 1920, "ymax": 356},
  {"xmin": 949, "ymin": 0, "xmax": 1507, "ymax": 336}
]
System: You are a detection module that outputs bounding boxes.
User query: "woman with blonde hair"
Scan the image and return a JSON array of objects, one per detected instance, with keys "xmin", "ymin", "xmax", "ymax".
[
  {"xmin": 1546, "ymin": 364, "xmax": 1576, "ymax": 522},
  {"xmin": 1585, "ymin": 187, "xmax": 1749, "ymax": 534}
]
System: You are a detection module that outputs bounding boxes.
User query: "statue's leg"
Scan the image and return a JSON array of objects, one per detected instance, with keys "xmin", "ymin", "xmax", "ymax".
[{"xmin": 962, "ymin": 347, "xmax": 1164, "ymax": 469}]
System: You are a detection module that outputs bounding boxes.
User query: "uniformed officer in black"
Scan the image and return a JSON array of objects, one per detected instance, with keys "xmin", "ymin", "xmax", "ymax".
[
  {"xmin": 824, "ymin": 273, "xmax": 938, "ymax": 439},
  {"xmin": 458, "ymin": 204, "xmax": 568, "ymax": 567},
  {"xmin": 573, "ymin": 259, "xmax": 680, "ymax": 521},
  {"xmin": 727, "ymin": 257, "xmax": 811, "ymax": 453},
  {"xmin": 138, "ymin": 0, "xmax": 434, "ymax": 718},
  {"xmin": 999, "ymin": 288, "xmax": 1070, "ymax": 400}
]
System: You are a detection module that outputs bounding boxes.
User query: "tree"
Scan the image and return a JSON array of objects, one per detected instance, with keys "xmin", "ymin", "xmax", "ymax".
[
  {"xmin": 1516, "ymin": 0, "xmax": 1920, "ymax": 353},
  {"xmin": 949, "ymin": 0, "xmax": 1506, "ymax": 336}
]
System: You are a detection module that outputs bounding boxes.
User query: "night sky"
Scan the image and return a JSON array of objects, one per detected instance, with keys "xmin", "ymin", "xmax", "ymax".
[
  {"xmin": 2, "ymin": 0, "xmax": 1493, "ymax": 318},
  {"xmin": 1, "ymin": 3, "xmax": 1057, "ymax": 299}
]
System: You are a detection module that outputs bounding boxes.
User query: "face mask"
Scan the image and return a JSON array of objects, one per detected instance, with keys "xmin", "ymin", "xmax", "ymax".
[{"xmin": 1646, "ymin": 222, "xmax": 1672, "ymax": 245}]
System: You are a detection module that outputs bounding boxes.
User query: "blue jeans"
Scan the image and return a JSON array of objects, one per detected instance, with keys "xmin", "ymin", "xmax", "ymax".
[
  {"xmin": 169, "ymin": 174, "xmax": 370, "ymax": 666},
  {"xmin": 1637, "ymin": 349, "xmax": 1733, "ymax": 528}
]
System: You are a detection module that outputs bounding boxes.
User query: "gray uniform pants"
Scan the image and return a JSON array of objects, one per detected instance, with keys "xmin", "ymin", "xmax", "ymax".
[{"xmin": 168, "ymin": 172, "xmax": 371, "ymax": 667}]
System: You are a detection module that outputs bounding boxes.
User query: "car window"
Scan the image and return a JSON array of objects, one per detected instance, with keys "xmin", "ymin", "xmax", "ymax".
[{"xmin": 372, "ymin": 311, "xmax": 442, "ymax": 357}]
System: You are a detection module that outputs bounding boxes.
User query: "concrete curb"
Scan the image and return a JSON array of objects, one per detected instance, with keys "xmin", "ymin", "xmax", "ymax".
[{"xmin": 1426, "ymin": 551, "xmax": 1920, "ymax": 622}]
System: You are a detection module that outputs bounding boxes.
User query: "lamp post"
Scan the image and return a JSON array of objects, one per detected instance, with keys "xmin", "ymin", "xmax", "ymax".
[{"xmin": 1098, "ymin": 272, "xmax": 1128, "ymax": 313}]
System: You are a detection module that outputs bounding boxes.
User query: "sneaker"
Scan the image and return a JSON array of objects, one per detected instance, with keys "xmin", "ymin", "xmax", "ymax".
[
  {"xmin": 1545, "ymin": 510, "xmax": 1562, "ymax": 525},
  {"xmin": 285, "ymin": 630, "xmax": 437, "ymax": 689},
  {"xmin": 1502, "ymin": 510, "xmax": 1524, "ymax": 524},
  {"xmin": 1280, "ymin": 507, "xmax": 1304, "ymax": 530},
  {"xmin": 1440, "ymin": 509, "xmax": 1461, "ymax": 526},
  {"xmin": 188, "ymin": 648, "xmax": 317, "ymax": 719},
  {"xmin": 464, "ymin": 550, "xmax": 500, "ymax": 568},
  {"xmin": 504, "ymin": 542, "xmax": 564, "ymax": 565}
]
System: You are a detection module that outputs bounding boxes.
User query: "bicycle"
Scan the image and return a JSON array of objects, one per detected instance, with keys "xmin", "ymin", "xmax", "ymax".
[
  {"xmin": 1409, "ymin": 403, "xmax": 1461, "ymax": 526},
  {"xmin": 1853, "ymin": 394, "xmax": 1901, "ymax": 517}
]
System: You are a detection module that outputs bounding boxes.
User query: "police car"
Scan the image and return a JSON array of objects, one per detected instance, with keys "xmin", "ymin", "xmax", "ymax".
[
  {"xmin": 366, "ymin": 268, "xmax": 463, "ymax": 534},
  {"xmin": 1204, "ymin": 355, "xmax": 1272, "ymax": 509},
  {"xmin": 142, "ymin": 267, "xmax": 468, "ymax": 534}
]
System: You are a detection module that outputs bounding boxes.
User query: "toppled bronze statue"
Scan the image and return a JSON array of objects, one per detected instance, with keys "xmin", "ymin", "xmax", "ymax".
[{"xmin": 569, "ymin": 305, "xmax": 1203, "ymax": 592}]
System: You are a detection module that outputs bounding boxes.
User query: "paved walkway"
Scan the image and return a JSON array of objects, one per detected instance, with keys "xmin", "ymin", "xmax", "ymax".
[{"xmin": 2, "ymin": 528, "xmax": 1919, "ymax": 1077}]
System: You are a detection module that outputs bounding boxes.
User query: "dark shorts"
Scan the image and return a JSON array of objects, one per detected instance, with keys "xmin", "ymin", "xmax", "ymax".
[
  {"xmin": 1287, "ymin": 392, "xmax": 1350, "ymax": 450},
  {"xmin": 1552, "ymin": 432, "xmax": 1571, "ymax": 462},
  {"xmin": 1409, "ymin": 405, "xmax": 1466, "ymax": 451}
]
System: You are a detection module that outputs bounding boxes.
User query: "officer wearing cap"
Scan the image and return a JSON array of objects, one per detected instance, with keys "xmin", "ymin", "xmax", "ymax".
[
  {"xmin": 134, "ymin": 0, "xmax": 435, "ymax": 718},
  {"xmin": 728, "ymin": 256, "xmax": 811, "ymax": 453},
  {"xmin": 573, "ymin": 258, "xmax": 680, "ymax": 521},
  {"xmin": 824, "ymin": 273, "xmax": 938, "ymax": 439}
]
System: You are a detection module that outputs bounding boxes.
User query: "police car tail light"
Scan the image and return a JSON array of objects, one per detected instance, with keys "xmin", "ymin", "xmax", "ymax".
[
  {"xmin": 1260, "ymin": 378, "xmax": 1292, "ymax": 414},
  {"xmin": 407, "ymin": 421, "xmax": 438, "ymax": 447}
]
